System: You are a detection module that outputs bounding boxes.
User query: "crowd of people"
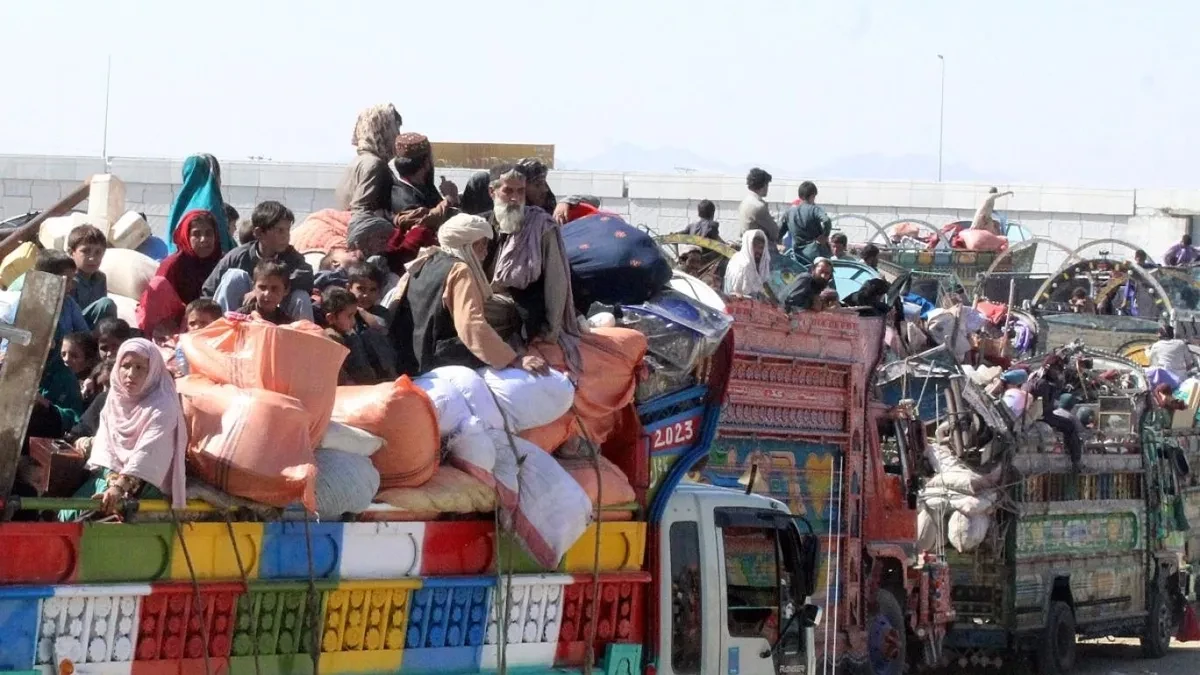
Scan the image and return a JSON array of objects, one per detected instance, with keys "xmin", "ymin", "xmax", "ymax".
[{"xmin": 7, "ymin": 103, "xmax": 644, "ymax": 517}]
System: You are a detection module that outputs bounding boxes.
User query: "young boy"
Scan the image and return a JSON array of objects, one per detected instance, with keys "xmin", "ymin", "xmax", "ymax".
[
  {"xmin": 66, "ymin": 224, "xmax": 117, "ymax": 327},
  {"xmin": 202, "ymin": 201, "xmax": 314, "ymax": 319},
  {"xmin": 238, "ymin": 261, "xmax": 293, "ymax": 325},
  {"xmin": 224, "ymin": 203, "xmax": 242, "ymax": 244},
  {"xmin": 28, "ymin": 250, "xmax": 90, "ymax": 338},
  {"xmin": 94, "ymin": 317, "xmax": 132, "ymax": 362},
  {"xmin": 321, "ymin": 286, "xmax": 379, "ymax": 384},
  {"xmin": 61, "ymin": 331, "xmax": 100, "ymax": 381},
  {"xmin": 184, "ymin": 298, "xmax": 223, "ymax": 333},
  {"xmin": 345, "ymin": 262, "xmax": 389, "ymax": 321}
]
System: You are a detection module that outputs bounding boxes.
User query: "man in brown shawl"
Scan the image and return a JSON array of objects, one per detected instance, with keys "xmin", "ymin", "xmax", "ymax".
[{"xmin": 485, "ymin": 166, "xmax": 582, "ymax": 374}]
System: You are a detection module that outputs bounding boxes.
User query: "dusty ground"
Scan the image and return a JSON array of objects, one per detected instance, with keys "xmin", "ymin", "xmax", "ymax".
[{"xmin": 1073, "ymin": 638, "xmax": 1200, "ymax": 675}]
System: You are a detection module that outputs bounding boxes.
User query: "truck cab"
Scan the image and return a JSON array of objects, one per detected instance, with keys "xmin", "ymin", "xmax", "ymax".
[{"xmin": 659, "ymin": 484, "xmax": 820, "ymax": 675}]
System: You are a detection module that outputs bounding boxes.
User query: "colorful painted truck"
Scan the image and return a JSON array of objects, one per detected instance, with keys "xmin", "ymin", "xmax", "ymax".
[
  {"xmin": 0, "ymin": 273, "xmax": 825, "ymax": 675},
  {"xmin": 692, "ymin": 298, "xmax": 955, "ymax": 675},
  {"xmin": 938, "ymin": 347, "xmax": 1192, "ymax": 674}
]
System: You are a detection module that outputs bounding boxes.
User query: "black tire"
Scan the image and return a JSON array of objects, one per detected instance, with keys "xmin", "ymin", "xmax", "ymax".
[
  {"xmin": 1036, "ymin": 601, "xmax": 1077, "ymax": 675},
  {"xmin": 867, "ymin": 589, "xmax": 907, "ymax": 675},
  {"xmin": 1141, "ymin": 574, "xmax": 1174, "ymax": 659}
]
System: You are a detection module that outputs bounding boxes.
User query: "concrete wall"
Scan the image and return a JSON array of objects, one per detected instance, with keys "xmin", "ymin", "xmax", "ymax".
[{"xmin": 2, "ymin": 153, "xmax": 1195, "ymax": 274}]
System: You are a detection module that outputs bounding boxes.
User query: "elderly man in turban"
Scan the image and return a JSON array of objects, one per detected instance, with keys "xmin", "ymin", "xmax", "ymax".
[
  {"xmin": 484, "ymin": 165, "xmax": 583, "ymax": 373},
  {"xmin": 383, "ymin": 132, "xmax": 461, "ymax": 273},
  {"xmin": 390, "ymin": 213, "xmax": 549, "ymax": 376}
]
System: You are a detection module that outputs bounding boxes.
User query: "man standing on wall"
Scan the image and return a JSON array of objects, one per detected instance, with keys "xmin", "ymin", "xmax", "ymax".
[
  {"xmin": 736, "ymin": 168, "xmax": 780, "ymax": 244},
  {"xmin": 971, "ymin": 187, "xmax": 1014, "ymax": 234},
  {"xmin": 779, "ymin": 180, "xmax": 833, "ymax": 264}
]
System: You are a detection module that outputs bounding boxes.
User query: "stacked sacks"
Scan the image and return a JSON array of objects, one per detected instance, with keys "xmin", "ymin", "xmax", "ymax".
[
  {"xmin": 331, "ymin": 377, "xmax": 440, "ymax": 489},
  {"xmin": 917, "ymin": 442, "xmax": 1003, "ymax": 553},
  {"xmin": 178, "ymin": 316, "xmax": 349, "ymax": 510},
  {"xmin": 312, "ymin": 422, "xmax": 385, "ymax": 520},
  {"xmin": 522, "ymin": 327, "xmax": 648, "ymax": 452},
  {"xmin": 409, "ymin": 365, "xmax": 595, "ymax": 569}
]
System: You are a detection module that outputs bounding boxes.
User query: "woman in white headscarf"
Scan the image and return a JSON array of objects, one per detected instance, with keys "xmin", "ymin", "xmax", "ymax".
[
  {"xmin": 723, "ymin": 229, "xmax": 772, "ymax": 297},
  {"xmin": 390, "ymin": 214, "xmax": 548, "ymax": 375}
]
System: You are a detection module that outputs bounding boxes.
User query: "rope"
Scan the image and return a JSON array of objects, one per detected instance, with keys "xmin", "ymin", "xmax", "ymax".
[
  {"xmin": 569, "ymin": 410, "xmax": 605, "ymax": 675},
  {"xmin": 169, "ymin": 508, "xmax": 214, "ymax": 675},
  {"xmin": 224, "ymin": 512, "xmax": 262, "ymax": 675},
  {"xmin": 302, "ymin": 511, "xmax": 321, "ymax": 675}
]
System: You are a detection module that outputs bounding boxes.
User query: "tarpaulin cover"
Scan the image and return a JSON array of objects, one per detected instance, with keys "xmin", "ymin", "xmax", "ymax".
[{"xmin": 563, "ymin": 214, "xmax": 672, "ymax": 312}]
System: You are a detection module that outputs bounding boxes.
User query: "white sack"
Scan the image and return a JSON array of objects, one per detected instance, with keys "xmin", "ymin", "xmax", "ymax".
[
  {"xmin": 414, "ymin": 370, "xmax": 474, "ymax": 437},
  {"xmin": 313, "ymin": 448, "xmax": 380, "ymax": 520},
  {"xmin": 320, "ymin": 421, "xmax": 385, "ymax": 457},
  {"xmin": 446, "ymin": 417, "xmax": 497, "ymax": 475},
  {"xmin": 480, "ymin": 367, "xmax": 575, "ymax": 432},
  {"xmin": 434, "ymin": 366, "xmax": 504, "ymax": 431},
  {"xmin": 99, "ymin": 248, "xmax": 158, "ymax": 299},
  {"xmin": 947, "ymin": 511, "xmax": 990, "ymax": 553},
  {"xmin": 487, "ymin": 429, "xmax": 592, "ymax": 569},
  {"xmin": 916, "ymin": 508, "xmax": 943, "ymax": 552}
]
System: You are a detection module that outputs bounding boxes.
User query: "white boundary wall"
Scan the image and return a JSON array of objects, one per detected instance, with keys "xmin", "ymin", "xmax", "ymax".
[{"xmin": 2, "ymin": 154, "xmax": 1197, "ymax": 273}]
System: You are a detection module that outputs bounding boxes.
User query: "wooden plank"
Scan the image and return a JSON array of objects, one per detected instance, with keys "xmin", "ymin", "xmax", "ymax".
[{"xmin": 0, "ymin": 271, "xmax": 66, "ymax": 499}]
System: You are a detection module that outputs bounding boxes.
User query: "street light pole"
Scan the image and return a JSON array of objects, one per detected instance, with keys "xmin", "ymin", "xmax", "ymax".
[{"xmin": 937, "ymin": 54, "xmax": 945, "ymax": 182}]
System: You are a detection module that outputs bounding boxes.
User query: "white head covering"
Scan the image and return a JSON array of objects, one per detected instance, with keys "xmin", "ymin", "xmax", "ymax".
[
  {"xmin": 437, "ymin": 213, "xmax": 494, "ymax": 298},
  {"xmin": 723, "ymin": 229, "xmax": 771, "ymax": 297}
]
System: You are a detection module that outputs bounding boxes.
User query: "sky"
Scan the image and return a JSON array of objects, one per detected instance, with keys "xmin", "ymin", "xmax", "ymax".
[{"xmin": 2, "ymin": 1, "xmax": 1198, "ymax": 188}]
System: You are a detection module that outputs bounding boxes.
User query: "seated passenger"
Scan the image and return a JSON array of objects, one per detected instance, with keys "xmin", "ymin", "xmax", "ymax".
[
  {"xmin": 1148, "ymin": 324, "xmax": 1195, "ymax": 381},
  {"xmin": 61, "ymin": 338, "xmax": 188, "ymax": 519},
  {"xmin": 322, "ymin": 287, "xmax": 383, "ymax": 385},
  {"xmin": 202, "ymin": 201, "xmax": 315, "ymax": 320},
  {"xmin": 151, "ymin": 210, "xmax": 225, "ymax": 312},
  {"xmin": 1069, "ymin": 287, "xmax": 1097, "ymax": 314},
  {"xmin": 29, "ymin": 348, "xmax": 86, "ymax": 441},
  {"xmin": 67, "ymin": 358, "xmax": 114, "ymax": 444},
  {"xmin": 783, "ymin": 258, "xmax": 834, "ymax": 312},
  {"xmin": 346, "ymin": 262, "xmax": 389, "ymax": 322},
  {"xmin": 184, "ymin": 299, "xmax": 223, "ymax": 333},
  {"xmin": 384, "ymin": 133, "xmax": 460, "ymax": 273},
  {"xmin": 859, "ymin": 243, "xmax": 880, "ymax": 270},
  {"xmin": 94, "ymin": 317, "xmax": 132, "ymax": 362},
  {"xmin": 724, "ymin": 229, "xmax": 771, "ymax": 298},
  {"xmin": 61, "ymin": 331, "xmax": 100, "ymax": 383},
  {"xmin": 841, "ymin": 278, "xmax": 890, "ymax": 316},
  {"xmin": 391, "ymin": 213, "xmax": 549, "ymax": 376},
  {"xmin": 67, "ymin": 225, "xmax": 118, "ymax": 328},
  {"xmin": 16, "ymin": 250, "xmax": 90, "ymax": 338},
  {"xmin": 238, "ymin": 261, "xmax": 294, "ymax": 325}
]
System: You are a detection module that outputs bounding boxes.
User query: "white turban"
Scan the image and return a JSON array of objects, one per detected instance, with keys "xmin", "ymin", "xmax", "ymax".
[{"xmin": 438, "ymin": 214, "xmax": 494, "ymax": 298}]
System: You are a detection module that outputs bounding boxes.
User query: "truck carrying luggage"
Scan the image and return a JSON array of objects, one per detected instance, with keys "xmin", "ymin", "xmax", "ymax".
[{"xmin": 0, "ymin": 267, "xmax": 826, "ymax": 675}]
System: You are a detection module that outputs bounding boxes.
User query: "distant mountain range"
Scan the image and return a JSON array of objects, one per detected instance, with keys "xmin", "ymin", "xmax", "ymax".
[{"xmin": 557, "ymin": 142, "xmax": 1012, "ymax": 183}]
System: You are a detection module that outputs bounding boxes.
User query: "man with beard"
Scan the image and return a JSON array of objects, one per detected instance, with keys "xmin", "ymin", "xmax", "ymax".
[
  {"xmin": 383, "ymin": 133, "xmax": 460, "ymax": 273},
  {"xmin": 515, "ymin": 157, "xmax": 599, "ymax": 225},
  {"xmin": 783, "ymin": 258, "xmax": 834, "ymax": 312},
  {"xmin": 485, "ymin": 166, "xmax": 582, "ymax": 373}
]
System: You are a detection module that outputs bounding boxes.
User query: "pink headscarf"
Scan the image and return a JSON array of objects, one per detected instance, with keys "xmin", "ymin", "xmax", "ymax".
[{"xmin": 89, "ymin": 338, "xmax": 188, "ymax": 508}]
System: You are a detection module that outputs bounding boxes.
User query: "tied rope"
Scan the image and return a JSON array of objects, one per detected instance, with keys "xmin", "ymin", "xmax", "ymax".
[
  {"xmin": 224, "ymin": 511, "xmax": 262, "ymax": 675},
  {"xmin": 303, "ymin": 511, "xmax": 322, "ymax": 675},
  {"xmin": 169, "ymin": 508, "xmax": 214, "ymax": 675}
]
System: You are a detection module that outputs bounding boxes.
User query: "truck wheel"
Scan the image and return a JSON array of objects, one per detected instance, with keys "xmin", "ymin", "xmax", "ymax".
[
  {"xmin": 1036, "ymin": 601, "xmax": 1076, "ymax": 675},
  {"xmin": 1141, "ymin": 575, "xmax": 1173, "ymax": 659},
  {"xmin": 867, "ymin": 589, "xmax": 907, "ymax": 675}
]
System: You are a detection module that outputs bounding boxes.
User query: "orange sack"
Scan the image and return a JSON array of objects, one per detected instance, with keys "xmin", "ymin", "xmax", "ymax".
[
  {"xmin": 179, "ymin": 316, "xmax": 348, "ymax": 447},
  {"xmin": 179, "ymin": 376, "xmax": 317, "ymax": 510},
  {"xmin": 331, "ymin": 377, "xmax": 440, "ymax": 489},
  {"xmin": 522, "ymin": 327, "xmax": 648, "ymax": 452},
  {"xmin": 290, "ymin": 209, "xmax": 351, "ymax": 253}
]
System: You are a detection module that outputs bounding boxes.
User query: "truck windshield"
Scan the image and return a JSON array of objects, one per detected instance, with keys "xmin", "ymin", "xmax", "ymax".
[{"xmin": 722, "ymin": 525, "xmax": 782, "ymax": 643}]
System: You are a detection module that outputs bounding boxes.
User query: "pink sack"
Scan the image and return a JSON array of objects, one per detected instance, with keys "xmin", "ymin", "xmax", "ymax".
[
  {"xmin": 178, "ymin": 316, "xmax": 348, "ymax": 446},
  {"xmin": 179, "ymin": 376, "xmax": 317, "ymax": 510},
  {"xmin": 958, "ymin": 229, "xmax": 1009, "ymax": 252},
  {"xmin": 291, "ymin": 209, "xmax": 351, "ymax": 253}
]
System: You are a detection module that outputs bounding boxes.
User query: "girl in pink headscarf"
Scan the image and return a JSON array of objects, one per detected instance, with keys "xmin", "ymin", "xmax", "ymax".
[{"xmin": 61, "ymin": 338, "xmax": 188, "ymax": 519}]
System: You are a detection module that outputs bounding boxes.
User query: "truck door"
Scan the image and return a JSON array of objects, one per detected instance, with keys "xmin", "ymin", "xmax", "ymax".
[{"xmin": 713, "ymin": 507, "xmax": 815, "ymax": 675}]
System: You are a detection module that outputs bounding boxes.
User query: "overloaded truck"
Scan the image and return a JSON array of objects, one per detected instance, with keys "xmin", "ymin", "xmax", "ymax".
[
  {"xmin": 692, "ymin": 298, "xmax": 956, "ymax": 674},
  {"xmin": 0, "ymin": 272, "xmax": 826, "ymax": 675},
  {"xmin": 911, "ymin": 344, "xmax": 1195, "ymax": 674}
]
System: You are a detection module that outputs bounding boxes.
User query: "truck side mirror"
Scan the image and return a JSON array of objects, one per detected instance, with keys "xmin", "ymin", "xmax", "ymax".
[{"xmin": 801, "ymin": 603, "xmax": 823, "ymax": 627}]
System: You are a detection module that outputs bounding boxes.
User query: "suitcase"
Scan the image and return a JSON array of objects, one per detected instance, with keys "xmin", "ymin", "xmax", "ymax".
[{"xmin": 19, "ymin": 437, "xmax": 88, "ymax": 497}]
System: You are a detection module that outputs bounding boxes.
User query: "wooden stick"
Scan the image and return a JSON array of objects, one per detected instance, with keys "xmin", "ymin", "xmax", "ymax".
[
  {"xmin": 0, "ymin": 271, "xmax": 66, "ymax": 500},
  {"xmin": 0, "ymin": 178, "xmax": 92, "ymax": 262}
]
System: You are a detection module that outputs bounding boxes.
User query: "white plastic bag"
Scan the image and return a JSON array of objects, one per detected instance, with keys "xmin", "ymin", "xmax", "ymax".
[
  {"xmin": 414, "ymin": 370, "xmax": 475, "ymax": 437},
  {"xmin": 320, "ymin": 421, "xmax": 385, "ymax": 457},
  {"xmin": 446, "ymin": 417, "xmax": 497, "ymax": 476},
  {"xmin": 480, "ymin": 367, "xmax": 575, "ymax": 431},
  {"xmin": 435, "ymin": 365, "xmax": 504, "ymax": 430},
  {"xmin": 488, "ymin": 429, "xmax": 592, "ymax": 568},
  {"xmin": 948, "ymin": 493, "xmax": 995, "ymax": 518},
  {"xmin": 947, "ymin": 511, "xmax": 990, "ymax": 553},
  {"xmin": 313, "ymin": 448, "xmax": 381, "ymax": 520}
]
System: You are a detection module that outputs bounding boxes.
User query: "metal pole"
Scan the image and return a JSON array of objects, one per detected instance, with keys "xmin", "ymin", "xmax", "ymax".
[
  {"xmin": 101, "ymin": 55, "xmax": 112, "ymax": 162},
  {"xmin": 937, "ymin": 54, "xmax": 945, "ymax": 182}
]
